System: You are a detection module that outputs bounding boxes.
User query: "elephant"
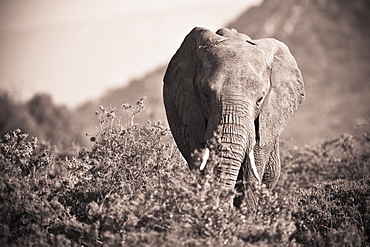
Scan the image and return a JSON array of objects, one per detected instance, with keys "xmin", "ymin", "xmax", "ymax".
[{"xmin": 163, "ymin": 27, "xmax": 305, "ymax": 208}]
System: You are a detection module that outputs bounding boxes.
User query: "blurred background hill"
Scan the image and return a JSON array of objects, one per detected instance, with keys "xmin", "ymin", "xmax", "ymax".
[
  {"xmin": 229, "ymin": 0, "xmax": 370, "ymax": 145},
  {"xmin": 0, "ymin": 92, "xmax": 85, "ymax": 152},
  {"xmin": 1, "ymin": 0, "xmax": 369, "ymax": 148},
  {"xmin": 76, "ymin": 0, "xmax": 370, "ymax": 146}
]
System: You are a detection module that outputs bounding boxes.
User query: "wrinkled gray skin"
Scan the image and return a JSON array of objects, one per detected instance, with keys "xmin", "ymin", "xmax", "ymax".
[{"xmin": 163, "ymin": 27, "xmax": 305, "ymax": 208}]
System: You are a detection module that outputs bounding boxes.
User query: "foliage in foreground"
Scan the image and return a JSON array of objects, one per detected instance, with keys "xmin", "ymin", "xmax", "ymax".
[{"xmin": 0, "ymin": 98, "xmax": 369, "ymax": 246}]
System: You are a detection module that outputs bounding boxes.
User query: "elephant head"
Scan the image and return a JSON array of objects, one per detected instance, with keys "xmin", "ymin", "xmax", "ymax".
[{"xmin": 163, "ymin": 27, "xmax": 305, "ymax": 207}]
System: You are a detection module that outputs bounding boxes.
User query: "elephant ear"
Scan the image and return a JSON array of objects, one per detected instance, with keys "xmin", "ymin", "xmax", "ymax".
[
  {"xmin": 163, "ymin": 27, "xmax": 225, "ymax": 166},
  {"xmin": 257, "ymin": 39, "xmax": 305, "ymax": 148}
]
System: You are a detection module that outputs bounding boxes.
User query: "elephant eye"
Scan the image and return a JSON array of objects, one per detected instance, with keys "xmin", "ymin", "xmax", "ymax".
[
  {"xmin": 256, "ymin": 97, "xmax": 263, "ymax": 106},
  {"xmin": 203, "ymin": 92, "xmax": 210, "ymax": 102}
]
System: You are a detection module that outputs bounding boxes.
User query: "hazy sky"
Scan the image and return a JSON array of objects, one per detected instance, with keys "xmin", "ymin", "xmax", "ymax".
[{"xmin": 0, "ymin": 0, "xmax": 262, "ymax": 108}]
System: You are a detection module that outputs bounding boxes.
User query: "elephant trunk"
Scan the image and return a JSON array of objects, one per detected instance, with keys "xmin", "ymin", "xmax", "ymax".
[{"xmin": 216, "ymin": 98, "xmax": 259, "ymax": 190}]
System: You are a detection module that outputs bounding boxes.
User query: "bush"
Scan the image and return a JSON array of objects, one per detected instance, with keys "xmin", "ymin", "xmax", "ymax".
[
  {"xmin": 292, "ymin": 177, "xmax": 369, "ymax": 246},
  {"xmin": 0, "ymin": 97, "xmax": 369, "ymax": 246},
  {"xmin": 0, "ymin": 129, "xmax": 73, "ymax": 246},
  {"xmin": 276, "ymin": 132, "xmax": 370, "ymax": 195},
  {"xmin": 276, "ymin": 126, "xmax": 370, "ymax": 246}
]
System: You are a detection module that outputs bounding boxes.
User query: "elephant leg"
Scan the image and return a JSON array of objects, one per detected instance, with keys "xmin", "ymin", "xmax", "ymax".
[
  {"xmin": 234, "ymin": 141, "xmax": 281, "ymax": 208},
  {"xmin": 262, "ymin": 141, "xmax": 281, "ymax": 189},
  {"xmin": 233, "ymin": 158, "xmax": 258, "ymax": 209}
]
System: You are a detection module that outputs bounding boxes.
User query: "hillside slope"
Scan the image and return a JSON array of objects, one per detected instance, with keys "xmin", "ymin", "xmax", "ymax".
[
  {"xmin": 76, "ymin": 0, "xmax": 370, "ymax": 145},
  {"xmin": 228, "ymin": 0, "xmax": 370, "ymax": 144}
]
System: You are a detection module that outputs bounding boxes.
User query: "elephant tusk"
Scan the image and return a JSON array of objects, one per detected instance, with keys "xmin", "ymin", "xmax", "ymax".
[
  {"xmin": 200, "ymin": 148, "xmax": 209, "ymax": 170},
  {"xmin": 249, "ymin": 150, "xmax": 261, "ymax": 183}
]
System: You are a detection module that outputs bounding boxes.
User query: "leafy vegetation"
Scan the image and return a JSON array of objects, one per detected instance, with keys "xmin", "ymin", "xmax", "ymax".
[{"xmin": 0, "ymin": 98, "xmax": 369, "ymax": 246}]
